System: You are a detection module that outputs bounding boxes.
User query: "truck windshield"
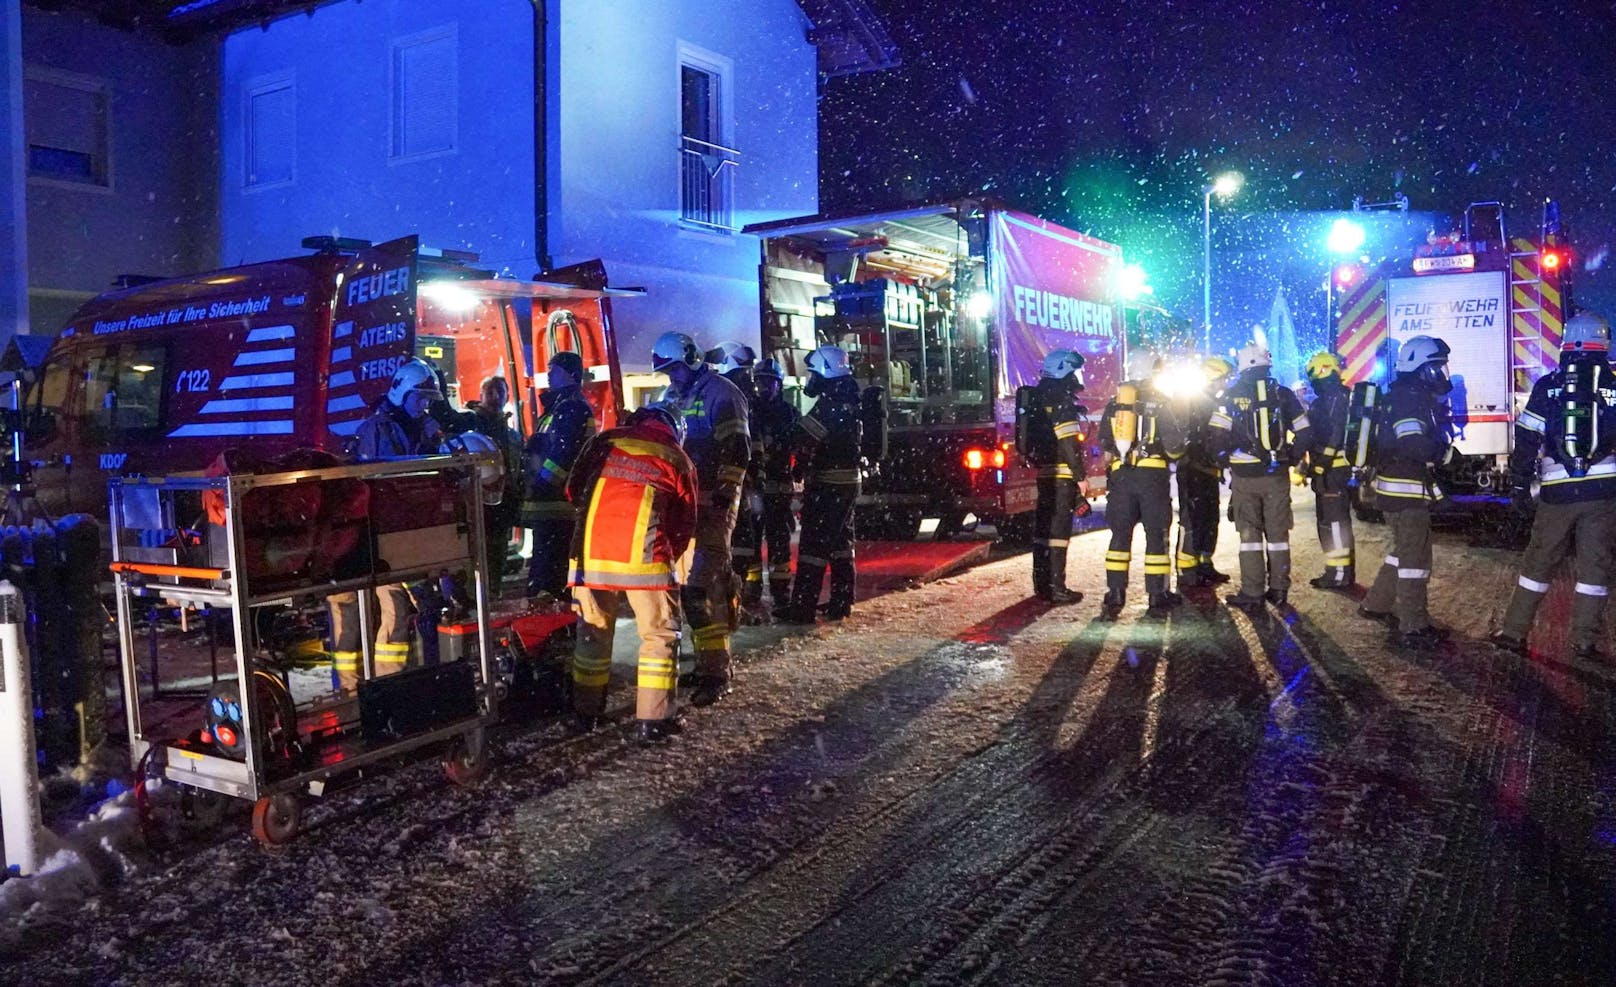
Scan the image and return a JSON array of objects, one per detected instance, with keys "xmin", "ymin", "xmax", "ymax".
[{"xmin": 84, "ymin": 343, "xmax": 168, "ymax": 439}]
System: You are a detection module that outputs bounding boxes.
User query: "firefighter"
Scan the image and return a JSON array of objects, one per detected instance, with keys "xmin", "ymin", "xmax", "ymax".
[
  {"xmin": 468, "ymin": 375, "xmax": 524, "ymax": 577},
  {"xmin": 1492, "ymin": 312, "xmax": 1616, "ymax": 660},
  {"xmin": 520, "ymin": 352, "xmax": 596, "ymax": 603},
  {"xmin": 778, "ymin": 345, "xmax": 863, "ymax": 624},
  {"xmin": 1097, "ymin": 351, "xmax": 1186, "ymax": 619},
  {"xmin": 655, "ymin": 331, "xmax": 750, "ymax": 706},
  {"xmin": 1176, "ymin": 355, "xmax": 1233, "ymax": 588},
  {"xmin": 1026, "ymin": 349, "xmax": 1088, "ymax": 605},
  {"xmin": 565, "ymin": 404, "xmax": 698, "ymax": 744},
  {"xmin": 752, "ymin": 357, "xmax": 800, "ymax": 608},
  {"xmin": 1303, "ymin": 352, "xmax": 1356, "ymax": 589},
  {"xmin": 1359, "ymin": 335, "xmax": 1455, "ymax": 649},
  {"xmin": 709, "ymin": 341, "xmax": 767, "ymax": 617},
  {"xmin": 329, "ymin": 358, "xmax": 444, "ymax": 689},
  {"xmin": 1209, "ymin": 344, "xmax": 1313, "ymax": 610}
]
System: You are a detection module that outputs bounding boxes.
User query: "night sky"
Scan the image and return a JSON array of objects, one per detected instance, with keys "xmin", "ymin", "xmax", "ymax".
[{"xmin": 819, "ymin": 0, "xmax": 1616, "ymax": 354}]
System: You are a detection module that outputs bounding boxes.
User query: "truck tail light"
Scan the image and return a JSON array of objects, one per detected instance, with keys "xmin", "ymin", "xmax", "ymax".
[
  {"xmin": 963, "ymin": 447, "xmax": 986, "ymax": 470},
  {"xmin": 992, "ymin": 445, "xmax": 1007, "ymax": 468}
]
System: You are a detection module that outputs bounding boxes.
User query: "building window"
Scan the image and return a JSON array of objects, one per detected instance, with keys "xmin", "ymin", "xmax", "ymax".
[
  {"xmin": 245, "ymin": 75, "xmax": 295, "ymax": 189},
  {"xmin": 678, "ymin": 48, "xmax": 738, "ymax": 232},
  {"xmin": 391, "ymin": 27, "xmax": 457, "ymax": 161},
  {"xmin": 23, "ymin": 68, "xmax": 111, "ymax": 189}
]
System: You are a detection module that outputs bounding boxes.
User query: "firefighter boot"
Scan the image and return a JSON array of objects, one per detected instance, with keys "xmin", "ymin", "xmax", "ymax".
[
  {"xmin": 1497, "ymin": 580, "xmax": 1545, "ymax": 649},
  {"xmin": 1045, "ymin": 546, "xmax": 1081, "ymax": 605},
  {"xmin": 769, "ymin": 570, "xmax": 793, "ymax": 611},
  {"xmin": 1031, "ymin": 544, "xmax": 1052, "ymax": 599},
  {"xmin": 779, "ymin": 559, "xmax": 827, "ymax": 624},
  {"xmin": 1569, "ymin": 586, "xmax": 1607, "ymax": 660},
  {"xmin": 1197, "ymin": 559, "xmax": 1231, "ymax": 585},
  {"xmin": 825, "ymin": 557, "xmax": 856, "ymax": 620}
]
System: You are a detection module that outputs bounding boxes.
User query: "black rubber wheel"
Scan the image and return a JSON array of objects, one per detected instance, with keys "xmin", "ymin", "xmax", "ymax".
[
  {"xmin": 444, "ymin": 727, "xmax": 490, "ymax": 786},
  {"xmin": 251, "ymin": 794, "xmax": 302, "ymax": 846},
  {"xmin": 863, "ymin": 509, "xmax": 923, "ymax": 541}
]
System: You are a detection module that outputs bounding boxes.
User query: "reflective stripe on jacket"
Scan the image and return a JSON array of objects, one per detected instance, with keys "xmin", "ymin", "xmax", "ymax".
[{"xmin": 565, "ymin": 423, "xmax": 696, "ymax": 591}]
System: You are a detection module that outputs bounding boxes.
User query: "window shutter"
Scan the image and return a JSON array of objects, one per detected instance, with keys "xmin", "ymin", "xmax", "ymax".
[
  {"xmin": 393, "ymin": 32, "xmax": 457, "ymax": 159},
  {"xmin": 246, "ymin": 81, "xmax": 295, "ymax": 187}
]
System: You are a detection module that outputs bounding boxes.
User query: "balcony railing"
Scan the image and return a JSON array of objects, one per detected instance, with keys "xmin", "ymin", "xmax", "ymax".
[{"xmin": 679, "ymin": 135, "xmax": 740, "ymax": 232}]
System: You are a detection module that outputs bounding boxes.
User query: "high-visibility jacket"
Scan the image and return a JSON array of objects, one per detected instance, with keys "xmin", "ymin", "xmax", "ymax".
[
  {"xmin": 520, "ymin": 386, "xmax": 596, "ymax": 524},
  {"xmin": 1368, "ymin": 377, "xmax": 1452, "ymax": 511},
  {"xmin": 1511, "ymin": 359, "xmax": 1616, "ymax": 504},
  {"xmin": 566, "ymin": 421, "xmax": 697, "ymax": 591},
  {"xmin": 668, "ymin": 365, "xmax": 750, "ymax": 492}
]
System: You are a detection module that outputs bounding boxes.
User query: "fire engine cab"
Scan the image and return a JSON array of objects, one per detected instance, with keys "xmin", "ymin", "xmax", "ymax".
[{"xmin": 1334, "ymin": 200, "xmax": 1573, "ymax": 502}]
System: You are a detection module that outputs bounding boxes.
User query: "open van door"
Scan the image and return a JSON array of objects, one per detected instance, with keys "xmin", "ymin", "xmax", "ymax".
[{"xmin": 323, "ymin": 236, "xmax": 421, "ymax": 445}]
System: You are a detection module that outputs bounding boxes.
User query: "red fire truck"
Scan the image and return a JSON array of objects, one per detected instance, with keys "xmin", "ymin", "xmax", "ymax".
[
  {"xmin": 8, "ymin": 236, "xmax": 635, "ymax": 520},
  {"xmin": 1334, "ymin": 201, "xmax": 1572, "ymax": 502},
  {"xmin": 745, "ymin": 200, "xmax": 1127, "ymax": 539}
]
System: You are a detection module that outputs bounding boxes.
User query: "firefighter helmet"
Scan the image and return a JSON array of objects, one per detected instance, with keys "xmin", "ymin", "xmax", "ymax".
[
  {"xmin": 806, "ymin": 344, "xmax": 852, "ymax": 379},
  {"xmin": 386, "ymin": 358, "xmax": 443, "ymax": 408},
  {"xmin": 651, "ymin": 331, "xmax": 702, "ymax": 372},
  {"xmin": 1202, "ymin": 355, "xmax": 1234, "ymax": 381},
  {"xmin": 633, "ymin": 401, "xmax": 687, "ymax": 444},
  {"xmin": 548, "ymin": 350, "xmax": 584, "ymax": 381},
  {"xmin": 1040, "ymin": 348, "xmax": 1086, "ymax": 381},
  {"xmin": 1237, "ymin": 343, "xmax": 1273, "ymax": 371},
  {"xmin": 1563, "ymin": 311, "xmax": 1611, "ymax": 354},
  {"xmin": 706, "ymin": 340, "xmax": 757, "ymax": 374},
  {"xmin": 1394, "ymin": 335, "xmax": 1451, "ymax": 373},
  {"xmin": 754, "ymin": 357, "xmax": 785, "ymax": 380},
  {"xmin": 440, "ymin": 431, "xmax": 506, "ymax": 506},
  {"xmin": 1305, "ymin": 351, "xmax": 1343, "ymax": 380},
  {"xmin": 1125, "ymin": 350, "xmax": 1161, "ymax": 382}
]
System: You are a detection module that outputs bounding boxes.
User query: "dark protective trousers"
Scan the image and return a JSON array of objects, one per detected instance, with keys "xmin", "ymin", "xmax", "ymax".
[
  {"xmin": 1032, "ymin": 477, "xmax": 1078, "ymax": 597},
  {"xmin": 1314, "ymin": 467, "xmax": 1356, "ymax": 584},
  {"xmin": 1499, "ymin": 498, "xmax": 1616, "ymax": 651},
  {"xmin": 790, "ymin": 484, "xmax": 857, "ymax": 618},
  {"xmin": 1230, "ymin": 471, "xmax": 1294, "ymax": 596},
  {"xmin": 527, "ymin": 516, "xmax": 576, "ymax": 599},
  {"xmin": 1176, "ymin": 467, "xmax": 1221, "ymax": 576},
  {"xmin": 1362, "ymin": 505, "xmax": 1434, "ymax": 633},
  {"xmin": 730, "ymin": 490, "xmax": 764, "ymax": 606},
  {"xmin": 761, "ymin": 492, "xmax": 796, "ymax": 604},
  {"xmin": 684, "ymin": 491, "xmax": 741, "ymax": 682},
  {"xmin": 1105, "ymin": 467, "xmax": 1173, "ymax": 601}
]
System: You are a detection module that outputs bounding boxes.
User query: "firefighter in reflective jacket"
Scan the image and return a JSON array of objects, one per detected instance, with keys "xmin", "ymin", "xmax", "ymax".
[
  {"xmin": 1176, "ymin": 355, "xmax": 1233, "ymax": 588},
  {"xmin": 1026, "ymin": 349, "xmax": 1088, "ymax": 605},
  {"xmin": 709, "ymin": 341, "xmax": 767, "ymax": 616},
  {"xmin": 752, "ymin": 358, "xmax": 800, "ymax": 607},
  {"xmin": 1492, "ymin": 312, "xmax": 1616, "ymax": 660},
  {"xmin": 520, "ymin": 351, "xmax": 597, "ymax": 602},
  {"xmin": 1359, "ymin": 335, "xmax": 1454, "ymax": 649},
  {"xmin": 1209, "ymin": 344, "xmax": 1313, "ymax": 610},
  {"xmin": 656, "ymin": 331, "xmax": 750, "ymax": 706},
  {"xmin": 1303, "ymin": 351, "xmax": 1356, "ymax": 590},
  {"xmin": 330, "ymin": 358, "xmax": 443, "ymax": 689},
  {"xmin": 1097, "ymin": 351, "xmax": 1186, "ymax": 619},
  {"xmin": 566, "ymin": 405, "xmax": 697, "ymax": 745},
  {"xmin": 779, "ymin": 345, "xmax": 863, "ymax": 624}
]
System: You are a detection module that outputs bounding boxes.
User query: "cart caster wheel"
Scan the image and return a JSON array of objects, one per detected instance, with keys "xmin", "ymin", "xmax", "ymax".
[
  {"xmin": 182, "ymin": 787, "xmax": 229, "ymax": 830},
  {"xmin": 444, "ymin": 728, "xmax": 490, "ymax": 787},
  {"xmin": 251, "ymin": 794, "xmax": 302, "ymax": 846}
]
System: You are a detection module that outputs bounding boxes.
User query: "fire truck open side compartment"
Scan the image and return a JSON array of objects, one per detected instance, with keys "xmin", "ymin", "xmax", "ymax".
[
  {"xmin": 1334, "ymin": 200, "xmax": 1573, "ymax": 509},
  {"xmin": 111, "ymin": 455, "xmax": 500, "ymax": 847},
  {"xmin": 746, "ymin": 201, "xmax": 1125, "ymax": 540}
]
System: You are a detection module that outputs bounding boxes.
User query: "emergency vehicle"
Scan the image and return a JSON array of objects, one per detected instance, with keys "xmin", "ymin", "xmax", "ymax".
[
  {"xmin": 745, "ymin": 199, "xmax": 1127, "ymax": 540},
  {"xmin": 10, "ymin": 235, "xmax": 635, "ymax": 520},
  {"xmin": 1334, "ymin": 201, "xmax": 1573, "ymax": 502}
]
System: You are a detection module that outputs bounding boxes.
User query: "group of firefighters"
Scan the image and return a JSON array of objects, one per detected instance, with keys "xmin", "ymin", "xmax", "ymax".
[
  {"xmin": 342, "ymin": 331, "xmax": 866, "ymax": 744},
  {"xmin": 1024, "ymin": 309, "xmax": 1616, "ymax": 659},
  {"xmin": 337, "ymin": 305, "xmax": 1615, "ymax": 744}
]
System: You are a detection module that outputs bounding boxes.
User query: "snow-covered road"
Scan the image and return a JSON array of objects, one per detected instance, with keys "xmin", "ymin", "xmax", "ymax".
[{"xmin": 5, "ymin": 497, "xmax": 1615, "ymax": 985}]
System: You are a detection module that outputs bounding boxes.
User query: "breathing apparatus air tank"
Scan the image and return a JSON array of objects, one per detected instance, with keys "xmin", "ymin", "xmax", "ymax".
[
  {"xmin": 1112, "ymin": 383, "xmax": 1139, "ymax": 461},
  {"xmin": 1561, "ymin": 360, "xmax": 1603, "ymax": 478},
  {"xmin": 1342, "ymin": 380, "xmax": 1382, "ymax": 484}
]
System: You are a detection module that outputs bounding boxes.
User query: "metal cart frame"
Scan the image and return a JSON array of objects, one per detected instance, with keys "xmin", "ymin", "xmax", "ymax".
[{"xmin": 109, "ymin": 454, "xmax": 498, "ymax": 841}]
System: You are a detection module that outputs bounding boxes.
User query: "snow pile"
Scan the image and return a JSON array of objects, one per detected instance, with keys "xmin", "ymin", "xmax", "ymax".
[{"xmin": 0, "ymin": 790, "xmax": 147, "ymax": 951}]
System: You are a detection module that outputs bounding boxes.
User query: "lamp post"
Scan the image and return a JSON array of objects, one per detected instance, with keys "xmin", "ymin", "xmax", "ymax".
[
  {"xmin": 1325, "ymin": 217, "xmax": 1366, "ymax": 344},
  {"xmin": 1202, "ymin": 172, "xmax": 1243, "ymax": 354}
]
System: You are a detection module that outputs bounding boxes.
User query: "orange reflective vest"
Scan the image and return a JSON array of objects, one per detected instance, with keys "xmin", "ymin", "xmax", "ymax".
[{"xmin": 566, "ymin": 421, "xmax": 697, "ymax": 591}]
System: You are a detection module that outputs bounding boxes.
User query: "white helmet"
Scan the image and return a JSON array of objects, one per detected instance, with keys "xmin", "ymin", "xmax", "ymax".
[
  {"xmin": 1237, "ymin": 343, "xmax": 1273, "ymax": 371},
  {"xmin": 1563, "ymin": 311, "xmax": 1611, "ymax": 354},
  {"xmin": 387, "ymin": 358, "xmax": 443, "ymax": 409},
  {"xmin": 439, "ymin": 431, "xmax": 505, "ymax": 505},
  {"xmin": 1125, "ymin": 350, "xmax": 1160, "ymax": 382},
  {"xmin": 1394, "ymin": 335, "xmax": 1452, "ymax": 373},
  {"xmin": 707, "ymin": 340, "xmax": 757, "ymax": 375},
  {"xmin": 806, "ymin": 344, "xmax": 852, "ymax": 379},
  {"xmin": 651, "ymin": 331, "xmax": 702, "ymax": 372},
  {"xmin": 1040, "ymin": 348, "xmax": 1085, "ymax": 383}
]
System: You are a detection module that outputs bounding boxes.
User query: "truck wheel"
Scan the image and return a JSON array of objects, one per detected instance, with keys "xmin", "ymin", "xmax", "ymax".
[
  {"xmin": 863, "ymin": 509, "xmax": 922, "ymax": 541},
  {"xmin": 251, "ymin": 793, "xmax": 302, "ymax": 847}
]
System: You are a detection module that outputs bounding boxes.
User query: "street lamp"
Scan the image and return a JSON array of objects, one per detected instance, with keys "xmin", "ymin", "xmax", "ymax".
[
  {"xmin": 1324, "ymin": 217, "xmax": 1365, "ymax": 341},
  {"xmin": 1202, "ymin": 171, "xmax": 1243, "ymax": 353}
]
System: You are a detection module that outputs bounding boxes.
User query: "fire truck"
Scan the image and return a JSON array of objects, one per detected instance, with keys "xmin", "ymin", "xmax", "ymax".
[
  {"xmin": 6, "ymin": 235, "xmax": 635, "ymax": 521},
  {"xmin": 1334, "ymin": 200, "xmax": 1573, "ymax": 505},
  {"xmin": 745, "ymin": 199, "xmax": 1127, "ymax": 540}
]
